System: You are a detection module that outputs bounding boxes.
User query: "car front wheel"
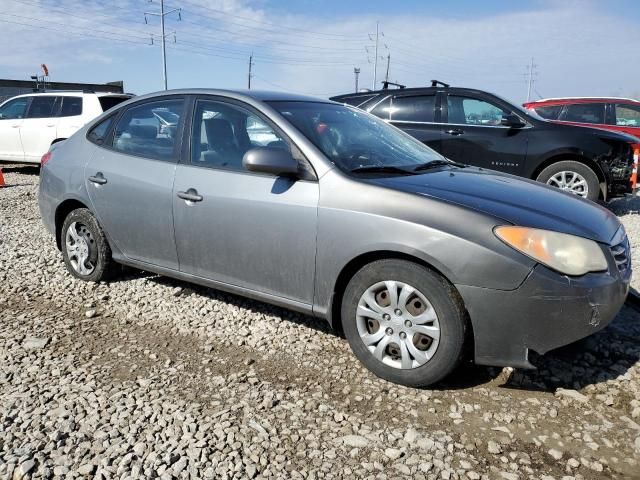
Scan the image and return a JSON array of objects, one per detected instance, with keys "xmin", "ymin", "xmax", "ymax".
[
  {"xmin": 341, "ymin": 259, "xmax": 466, "ymax": 387},
  {"xmin": 536, "ymin": 160, "xmax": 600, "ymax": 201},
  {"xmin": 61, "ymin": 208, "xmax": 116, "ymax": 282}
]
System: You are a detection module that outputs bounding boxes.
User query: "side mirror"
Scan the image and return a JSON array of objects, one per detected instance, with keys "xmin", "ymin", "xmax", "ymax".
[
  {"xmin": 242, "ymin": 147, "xmax": 299, "ymax": 177},
  {"xmin": 501, "ymin": 113, "xmax": 526, "ymax": 128}
]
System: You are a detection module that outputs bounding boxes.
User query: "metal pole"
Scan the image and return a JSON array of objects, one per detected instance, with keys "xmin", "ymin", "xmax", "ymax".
[
  {"xmin": 373, "ymin": 21, "xmax": 379, "ymax": 90},
  {"xmin": 160, "ymin": 0, "xmax": 167, "ymax": 90},
  {"xmin": 248, "ymin": 53, "xmax": 253, "ymax": 89},
  {"xmin": 526, "ymin": 57, "xmax": 533, "ymax": 102},
  {"xmin": 384, "ymin": 53, "xmax": 390, "ymax": 83},
  {"xmin": 354, "ymin": 67, "xmax": 360, "ymax": 92}
]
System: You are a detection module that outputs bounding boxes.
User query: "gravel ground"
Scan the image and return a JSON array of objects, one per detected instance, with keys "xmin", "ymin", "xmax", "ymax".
[{"xmin": 1, "ymin": 165, "xmax": 640, "ymax": 480}]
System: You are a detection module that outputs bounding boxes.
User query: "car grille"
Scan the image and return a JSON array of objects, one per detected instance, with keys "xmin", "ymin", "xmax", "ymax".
[{"xmin": 610, "ymin": 235, "xmax": 631, "ymax": 272}]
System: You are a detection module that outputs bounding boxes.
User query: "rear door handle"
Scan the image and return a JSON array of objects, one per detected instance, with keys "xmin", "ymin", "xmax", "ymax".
[
  {"xmin": 88, "ymin": 172, "xmax": 107, "ymax": 185},
  {"xmin": 445, "ymin": 128, "xmax": 464, "ymax": 136},
  {"xmin": 177, "ymin": 188, "xmax": 203, "ymax": 203}
]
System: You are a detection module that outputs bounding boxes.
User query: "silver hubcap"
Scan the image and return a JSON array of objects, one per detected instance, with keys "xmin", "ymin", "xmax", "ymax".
[
  {"xmin": 547, "ymin": 171, "xmax": 588, "ymax": 197},
  {"xmin": 65, "ymin": 222, "xmax": 96, "ymax": 275},
  {"xmin": 356, "ymin": 281, "xmax": 440, "ymax": 370}
]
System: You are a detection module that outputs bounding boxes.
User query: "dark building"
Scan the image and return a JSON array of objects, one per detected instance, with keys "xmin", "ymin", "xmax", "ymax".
[{"xmin": 0, "ymin": 79, "xmax": 125, "ymax": 103}]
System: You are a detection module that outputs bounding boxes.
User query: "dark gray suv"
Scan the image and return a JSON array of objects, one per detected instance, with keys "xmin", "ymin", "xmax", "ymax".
[{"xmin": 38, "ymin": 89, "xmax": 631, "ymax": 387}]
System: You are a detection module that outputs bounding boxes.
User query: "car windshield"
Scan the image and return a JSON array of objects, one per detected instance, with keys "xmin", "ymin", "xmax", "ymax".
[{"xmin": 267, "ymin": 101, "xmax": 445, "ymax": 174}]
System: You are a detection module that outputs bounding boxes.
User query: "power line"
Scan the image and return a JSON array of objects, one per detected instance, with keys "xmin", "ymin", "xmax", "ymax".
[{"xmin": 145, "ymin": 0, "xmax": 182, "ymax": 90}]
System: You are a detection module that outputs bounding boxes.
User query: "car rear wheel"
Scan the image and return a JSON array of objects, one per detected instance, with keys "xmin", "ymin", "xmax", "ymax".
[
  {"xmin": 61, "ymin": 208, "xmax": 116, "ymax": 282},
  {"xmin": 536, "ymin": 161, "xmax": 600, "ymax": 201},
  {"xmin": 341, "ymin": 259, "xmax": 466, "ymax": 387}
]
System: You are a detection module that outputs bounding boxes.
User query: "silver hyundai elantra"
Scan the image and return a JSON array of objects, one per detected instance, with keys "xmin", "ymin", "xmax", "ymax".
[{"xmin": 38, "ymin": 89, "xmax": 631, "ymax": 387}]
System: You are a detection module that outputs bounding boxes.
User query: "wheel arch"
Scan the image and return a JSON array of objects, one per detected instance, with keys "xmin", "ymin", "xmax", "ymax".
[
  {"xmin": 54, "ymin": 198, "xmax": 89, "ymax": 250},
  {"xmin": 329, "ymin": 250, "xmax": 465, "ymax": 333},
  {"xmin": 531, "ymin": 154, "xmax": 607, "ymax": 199}
]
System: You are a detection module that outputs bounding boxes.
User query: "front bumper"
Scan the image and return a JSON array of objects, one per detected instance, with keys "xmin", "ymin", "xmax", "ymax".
[{"xmin": 456, "ymin": 262, "xmax": 631, "ymax": 368}]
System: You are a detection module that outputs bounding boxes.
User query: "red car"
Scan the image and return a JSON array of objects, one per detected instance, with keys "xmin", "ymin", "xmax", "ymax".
[{"xmin": 523, "ymin": 97, "xmax": 640, "ymax": 138}]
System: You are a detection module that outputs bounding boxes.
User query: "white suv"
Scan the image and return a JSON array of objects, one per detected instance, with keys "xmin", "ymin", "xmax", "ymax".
[{"xmin": 0, "ymin": 91, "xmax": 132, "ymax": 163}]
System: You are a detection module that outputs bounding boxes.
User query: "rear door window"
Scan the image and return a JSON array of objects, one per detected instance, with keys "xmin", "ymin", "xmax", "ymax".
[
  {"xmin": 559, "ymin": 103, "xmax": 606, "ymax": 124},
  {"xmin": 59, "ymin": 97, "xmax": 83, "ymax": 117},
  {"xmin": 99, "ymin": 96, "xmax": 131, "ymax": 112},
  {"xmin": 532, "ymin": 105, "xmax": 563, "ymax": 120},
  {"xmin": 614, "ymin": 103, "xmax": 640, "ymax": 127},
  {"xmin": 26, "ymin": 96, "xmax": 59, "ymax": 118},
  {"xmin": 112, "ymin": 99, "xmax": 184, "ymax": 161},
  {"xmin": 391, "ymin": 95, "xmax": 436, "ymax": 122}
]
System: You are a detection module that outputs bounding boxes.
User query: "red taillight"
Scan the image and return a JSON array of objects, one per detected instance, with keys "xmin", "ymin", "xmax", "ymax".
[
  {"xmin": 41, "ymin": 151, "xmax": 52, "ymax": 166},
  {"xmin": 632, "ymin": 145, "xmax": 639, "ymax": 191}
]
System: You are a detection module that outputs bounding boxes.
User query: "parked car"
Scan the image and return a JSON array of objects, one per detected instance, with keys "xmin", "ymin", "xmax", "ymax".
[
  {"xmin": 0, "ymin": 91, "xmax": 132, "ymax": 163},
  {"xmin": 39, "ymin": 89, "xmax": 631, "ymax": 387},
  {"xmin": 331, "ymin": 83, "xmax": 639, "ymax": 202},
  {"xmin": 523, "ymin": 97, "xmax": 640, "ymax": 138}
]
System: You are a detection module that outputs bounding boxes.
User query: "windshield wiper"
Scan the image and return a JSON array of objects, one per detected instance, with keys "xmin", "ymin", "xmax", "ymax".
[
  {"xmin": 350, "ymin": 165, "xmax": 415, "ymax": 175},
  {"xmin": 412, "ymin": 159, "xmax": 465, "ymax": 172}
]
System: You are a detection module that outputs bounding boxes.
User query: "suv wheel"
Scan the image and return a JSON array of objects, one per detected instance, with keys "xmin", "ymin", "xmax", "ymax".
[
  {"xmin": 61, "ymin": 208, "xmax": 116, "ymax": 282},
  {"xmin": 341, "ymin": 259, "xmax": 466, "ymax": 387},
  {"xmin": 536, "ymin": 161, "xmax": 600, "ymax": 201}
]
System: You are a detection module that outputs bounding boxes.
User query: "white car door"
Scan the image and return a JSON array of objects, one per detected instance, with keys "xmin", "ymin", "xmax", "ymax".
[
  {"xmin": 20, "ymin": 95, "xmax": 60, "ymax": 163},
  {"xmin": 0, "ymin": 96, "xmax": 29, "ymax": 161}
]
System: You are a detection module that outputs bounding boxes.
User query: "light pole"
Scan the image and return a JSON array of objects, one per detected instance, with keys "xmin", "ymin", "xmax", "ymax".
[{"xmin": 354, "ymin": 67, "xmax": 360, "ymax": 92}]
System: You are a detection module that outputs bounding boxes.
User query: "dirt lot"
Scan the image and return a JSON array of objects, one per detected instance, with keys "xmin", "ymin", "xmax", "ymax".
[{"xmin": 1, "ymin": 165, "xmax": 640, "ymax": 480}]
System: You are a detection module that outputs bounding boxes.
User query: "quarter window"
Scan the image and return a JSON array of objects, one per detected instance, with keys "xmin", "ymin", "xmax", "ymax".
[
  {"xmin": 59, "ymin": 97, "xmax": 83, "ymax": 117},
  {"xmin": 191, "ymin": 100, "xmax": 289, "ymax": 171},
  {"xmin": 0, "ymin": 97, "xmax": 28, "ymax": 119},
  {"xmin": 615, "ymin": 104, "xmax": 640, "ymax": 127},
  {"xmin": 112, "ymin": 99, "xmax": 184, "ymax": 161},
  {"xmin": 26, "ymin": 96, "xmax": 59, "ymax": 118},
  {"xmin": 447, "ymin": 96, "xmax": 506, "ymax": 126},
  {"xmin": 559, "ymin": 103, "xmax": 605, "ymax": 124},
  {"xmin": 88, "ymin": 116, "xmax": 115, "ymax": 146},
  {"xmin": 391, "ymin": 95, "xmax": 435, "ymax": 122}
]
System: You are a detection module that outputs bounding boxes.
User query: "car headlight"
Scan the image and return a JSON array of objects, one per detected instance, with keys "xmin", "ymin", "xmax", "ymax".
[{"xmin": 494, "ymin": 226, "xmax": 608, "ymax": 276}]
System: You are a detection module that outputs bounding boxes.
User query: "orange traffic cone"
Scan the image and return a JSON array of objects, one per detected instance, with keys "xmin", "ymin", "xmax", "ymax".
[{"xmin": 0, "ymin": 168, "xmax": 5, "ymax": 188}]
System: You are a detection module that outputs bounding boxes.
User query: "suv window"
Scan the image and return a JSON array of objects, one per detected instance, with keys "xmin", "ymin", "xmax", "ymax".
[
  {"xmin": 559, "ymin": 103, "xmax": 605, "ymax": 124},
  {"xmin": 113, "ymin": 99, "xmax": 183, "ymax": 161},
  {"xmin": 26, "ymin": 96, "xmax": 59, "ymax": 119},
  {"xmin": 447, "ymin": 96, "xmax": 506, "ymax": 125},
  {"xmin": 369, "ymin": 97, "xmax": 391, "ymax": 120},
  {"xmin": 532, "ymin": 105, "xmax": 562, "ymax": 120},
  {"xmin": 392, "ymin": 95, "xmax": 435, "ymax": 122},
  {"xmin": 59, "ymin": 97, "xmax": 83, "ymax": 117},
  {"xmin": 0, "ymin": 97, "xmax": 29, "ymax": 119},
  {"xmin": 99, "ymin": 96, "xmax": 131, "ymax": 112},
  {"xmin": 615, "ymin": 103, "xmax": 640, "ymax": 127},
  {"xmin": 88, "ymin": 116, "xmax": 115, "ymax": 146},
  {"xmin": 191, "ymin": 99, "xmax": 289, "ymax": 171}
]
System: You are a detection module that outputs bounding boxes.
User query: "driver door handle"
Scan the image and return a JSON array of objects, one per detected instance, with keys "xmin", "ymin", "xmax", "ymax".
[
  {"xmin": 177, "ymin": 189, "xmax": 203, "ymax": 202},
  {"xmin": 88, "ymin": 172, "xmax": 107, "ymax": 185},
  {"xmin": 445, "ymin": 128, "xmax": 464, "ymax": 136}
]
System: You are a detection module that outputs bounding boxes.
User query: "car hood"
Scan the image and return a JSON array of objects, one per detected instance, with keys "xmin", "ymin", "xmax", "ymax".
[{"xmin": 369, "ymin": 167, "xmax": 621, "ymax": 244}]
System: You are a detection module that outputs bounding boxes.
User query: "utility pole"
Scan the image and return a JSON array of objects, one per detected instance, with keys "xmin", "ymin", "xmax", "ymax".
[
  {"xmin": 248, "ymin": 53, "xmax": 254, "ymax": 89},
  {"xmin": 526, "ymin": 57, "xmax": 537, "ymax": 102},
  {"xmin": 354, "ymin": 67, "xmax": 360, "ymax": 92},
  {"xmin": 384, "ymin": 53, "xmax": 390, "ymax": 83},
  {"xmin": 373, "ymin": 21, "xmax": 379, "ymax": 90},
  {"xmin": 145, "ymin": 0, "xmax": 181, "ymax": 90}
]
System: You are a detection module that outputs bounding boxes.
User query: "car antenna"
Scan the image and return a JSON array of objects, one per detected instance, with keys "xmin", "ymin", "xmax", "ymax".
[
  {"xmin": 382, "ymin": 81, "xmax": 406, "ymax": 90},
  {"xmin": 430, "ymin": 80, "xmax": 450, "ymax": 88}
]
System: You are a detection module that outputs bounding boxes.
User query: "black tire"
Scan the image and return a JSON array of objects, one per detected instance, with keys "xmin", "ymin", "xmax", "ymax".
[
  {"xmin": 341, "ymin": 259, "xmax": 466, "ymax": 387},
  {"xmin": 536, "ymin": 160, "xmax": 600, "ymax": 201},
  {"xmin": 60, "ymin": 208, "xmax": 117, "ymax": 282}
]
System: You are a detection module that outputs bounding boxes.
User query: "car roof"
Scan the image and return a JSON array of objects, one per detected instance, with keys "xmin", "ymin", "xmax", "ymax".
[
  {"xmin": 331, "ymin": 86, "xmax": 502, "ymax": 100},
  {"xmin": 7, "ymin": 91, "xmax": 130, "ymax": 99},
  {"xmin": 525, "ymin": 97, "xmax": 639, "ymax": 105},
  {"xmin": 128, "ymin": 88, "xmax": 332, "ymax": 104}
]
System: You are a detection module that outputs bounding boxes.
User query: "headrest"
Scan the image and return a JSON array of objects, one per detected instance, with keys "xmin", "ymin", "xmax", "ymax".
[
  {"xmin": 128, "ymin": 124, "xmax": 157, "ymax": 139},
  {"xmin": 204, "ymin": 118, "xmax": 235, "ymax": 143}
]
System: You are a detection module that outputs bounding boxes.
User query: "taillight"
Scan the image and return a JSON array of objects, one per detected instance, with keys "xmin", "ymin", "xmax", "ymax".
[
  {"xmin": 631, "ymin": 144, "xmax": 639, "ymax": 192},
  {"xmin": 41, "ymin": 151, "xmax": 52, "ymax": 166}
]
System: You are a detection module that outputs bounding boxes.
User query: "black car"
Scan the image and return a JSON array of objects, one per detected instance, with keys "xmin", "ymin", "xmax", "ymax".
[{"xmin": 331, "ymin": 82, "xmax": 638, "ymax": 201}]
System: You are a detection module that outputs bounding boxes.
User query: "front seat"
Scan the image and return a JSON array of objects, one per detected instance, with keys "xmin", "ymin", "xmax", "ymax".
[{"xmin": 201, "ymin": 118, "xmax": 243, "ymax": 168}]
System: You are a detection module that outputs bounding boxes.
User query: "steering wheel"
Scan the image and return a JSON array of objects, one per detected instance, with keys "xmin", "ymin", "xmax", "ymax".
[{"xmin": 341, "ymin": 144, "xmax": 376, "ymax": 169}]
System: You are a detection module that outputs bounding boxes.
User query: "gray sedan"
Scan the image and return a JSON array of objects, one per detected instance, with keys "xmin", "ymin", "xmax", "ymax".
[{"xmin": 38, "ymin": 89, "xmax": 631, "ymax": 387}]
